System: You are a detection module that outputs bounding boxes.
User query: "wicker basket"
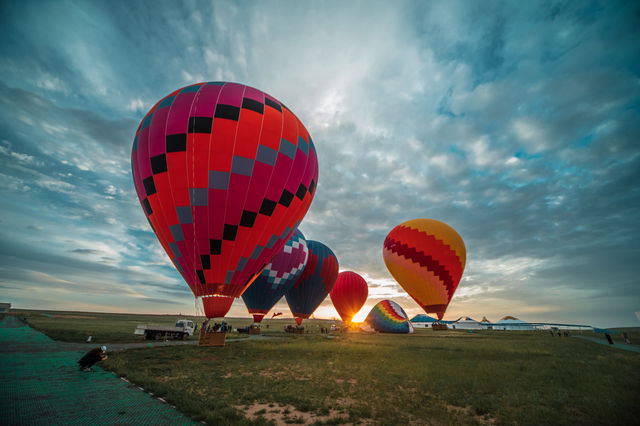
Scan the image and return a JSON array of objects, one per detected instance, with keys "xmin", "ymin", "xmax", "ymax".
[{"xmin": 198, "ymin": 331, "xmax": 227, "ymax": 346}]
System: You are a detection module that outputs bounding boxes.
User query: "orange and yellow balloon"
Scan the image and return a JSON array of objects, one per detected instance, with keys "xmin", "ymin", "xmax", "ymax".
[{"xmin": 382, "ymin": 219, "xmax": 466, "ymax": 320}]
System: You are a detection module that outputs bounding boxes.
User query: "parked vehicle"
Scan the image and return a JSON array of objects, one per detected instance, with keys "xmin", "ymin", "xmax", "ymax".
[
  {"xmin": 134, "ymin": 319, "xmax": 195, "ymax": 340},
  {"xmin": 237, "ymin": 324, "xmax": 260, "ymax": 335}
]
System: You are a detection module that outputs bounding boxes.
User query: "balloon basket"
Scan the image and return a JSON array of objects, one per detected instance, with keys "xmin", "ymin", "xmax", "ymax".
[
  {"xmin": 431, "ymin": 324, "xmax": 449, "ymax": 331},
  {"xmin": 249, "ymin": 327, "xmax": 261, "ymax": 335},
  {"xmin": 198, "ymin": 330, "xmax": 227, "ymax": 346}
]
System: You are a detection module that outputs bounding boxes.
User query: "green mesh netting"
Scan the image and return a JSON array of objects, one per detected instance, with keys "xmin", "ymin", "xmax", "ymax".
[{"xmin": 0, "ymin": 316, "xmax": 197, "ymax": 425}]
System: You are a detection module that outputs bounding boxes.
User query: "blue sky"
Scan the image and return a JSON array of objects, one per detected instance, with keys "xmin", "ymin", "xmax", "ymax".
[{"xmin": 1, "ymin": 0, "xmax": 638, "ymax": 327}]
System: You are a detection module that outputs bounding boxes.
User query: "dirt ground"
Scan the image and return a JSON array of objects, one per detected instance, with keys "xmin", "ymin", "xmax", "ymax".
[{"xmin": 238, "ymin": 402, "xmax": 347, "ymax": 426}]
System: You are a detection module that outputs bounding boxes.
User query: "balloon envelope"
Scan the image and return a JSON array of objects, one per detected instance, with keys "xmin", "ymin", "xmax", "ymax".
[
  {"xmin": 285, "ymin": 240, "xmax": 339, "ymax": 322},
  {"xmin": 363, "ymin": 300, "xmax": 414, "ymax": 333},
  {"xmin": 131, "ymin": 82, "xmax": 318, "ymax": 318},
  {"xmin": 242, "ymin": 230, "xmax": 308, "ymax": 322},
  {"xmin": 330, "ymin": 271, "xmax": 368, "ymax": 324},
  {"xmin": 383, "ymin": 218, "xmax": 466, "ymax": 320}
]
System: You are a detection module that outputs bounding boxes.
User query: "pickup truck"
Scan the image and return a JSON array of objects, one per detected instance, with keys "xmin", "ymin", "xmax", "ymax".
[{"xmin": 134, "ymin": 319, "xmax": 195, "ymax": 340}]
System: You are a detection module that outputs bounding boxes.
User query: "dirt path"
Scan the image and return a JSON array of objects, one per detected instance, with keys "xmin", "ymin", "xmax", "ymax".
[
  {"xmin": 0, "ymin": 316, "xmax": 199, "ymax": 425},
  {"xmin": 90, "ymin": 332, "xmax": 279, "ymax": 352}
]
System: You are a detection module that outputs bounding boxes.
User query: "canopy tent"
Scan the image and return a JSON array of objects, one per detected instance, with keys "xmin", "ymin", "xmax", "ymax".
[
  {"xmin": 410, "ymin": 314, "xmax": 440, "ymax": 328},
  {"xmin": 452, "ymin": 316, "xmax": 483, "ymax": 330},
  {"xmin": 593, "ymin": 328, "xmax": 617, "ymax": 334},
  {"xmin": 494, "ymin": 316, "xmax": 534, "ymax": 330}
]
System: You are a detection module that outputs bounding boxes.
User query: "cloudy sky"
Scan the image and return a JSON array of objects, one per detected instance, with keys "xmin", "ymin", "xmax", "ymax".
[{"xmin": 1, "ymin": 0, "xmax": 638, "ymax": 327}]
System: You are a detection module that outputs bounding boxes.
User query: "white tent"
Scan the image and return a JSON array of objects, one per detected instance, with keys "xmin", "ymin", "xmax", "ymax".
[
  {"xmin": 452, "ymin": 316, "xmax": 483, "ymax": 330},
  {"xmin": 479, "ymin": 316, "xmax": 493, "ymax": 329},
  {"xmin": 410, "ymin": 314, "xmax": 439, "ymax": 328},
  {"xmin": 494, "ymin": 316, "xmax": 534, "ymax": 330}
]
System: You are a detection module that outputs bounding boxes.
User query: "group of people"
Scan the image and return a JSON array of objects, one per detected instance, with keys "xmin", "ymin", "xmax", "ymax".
[
  {"xmin": 549, "ymin": 330, "xmax": 570, "ymax": 337},
  {"xmin": 200, "ymin": 320, "xmax": 231, "ymax": 333},
  {"xmin": 284, "ymin": 324, "xmax": 304, "ymax": 333}
]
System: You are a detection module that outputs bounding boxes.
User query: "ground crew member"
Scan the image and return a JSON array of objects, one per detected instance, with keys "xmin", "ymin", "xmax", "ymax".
[{"xmin": 78, "ymin": 346, "xmax": 108, "ymax": 371}]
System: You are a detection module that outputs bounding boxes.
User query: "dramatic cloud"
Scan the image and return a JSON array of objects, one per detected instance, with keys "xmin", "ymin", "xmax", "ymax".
[{"xmin": 0, "ymin": 0, "xmax": 638, "ymax": 326}]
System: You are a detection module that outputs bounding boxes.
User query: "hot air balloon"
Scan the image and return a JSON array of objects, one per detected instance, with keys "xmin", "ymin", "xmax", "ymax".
[
  {"xmin": 383, "ymin": 219, "xmax": 466, "ymax": 320},
  {"xmin": 362, "ymin": 300, "xmax": 414, "ymax": 333},
  {"xmin": 285, "ymin": 240, "xmax": 339, "ymax": 325},
  {"xmin": 131, "ymin": 82, "xmax": 318, "ymax": 318},
  {"xmin": 242, "ymin": 229, "xmax": 309, "ymax": 323},
  {"xmin": 330, "ymin": 271, "xmax": 368, "ymax": 325}
]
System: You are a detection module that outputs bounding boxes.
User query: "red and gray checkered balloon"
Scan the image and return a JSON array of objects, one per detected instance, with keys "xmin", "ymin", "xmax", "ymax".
[{"xmin": 131, "ymin": 82, "xmax": 318, "ymax": 318}]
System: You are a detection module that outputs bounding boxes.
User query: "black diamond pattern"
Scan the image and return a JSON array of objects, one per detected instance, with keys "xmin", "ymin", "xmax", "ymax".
[
  {"xmin": 143, "ymin": 198, "xmax": 152, "ymax": 215},
  {"xmin": 166, "ymin": 134, "xmax": 187, "ymax": 152},
  {"xmin": 240, "ymin": 210, "xmax": 258, "ymax": 227},
  {"xmin": 214, "ymin": 104, "xmax": 240, "ymax": 121},
  {"xmin": 150, "ymin": 154, "xmax": 167, "ymax": 174},
  {"xmin": 259, "ymin": 199, "xmax": 277, "ymax": 216},
  {"xmin": 264, "ymin": 98, "xmax": 282, "ymax": 112},
  {"xmin": 241, "ymin": 98, "xmax": 264, "ymax": 114},
  {"xmin": 210, "ymin": 239, "xmax": 222, "ymax": 255},
  {"xmin": 279, "ymin": 189, "xmax": 294, "ymax": 207},
  {"xmin": 200, "ymin": 254, "xmax": 211, "ymax": 270},
  {"xmin": 295, "ymin": 183, "xmax": 307, "ymax": 200},
  {"xmin": 143, "ymin": 176, "xmax": 156, "ymax": 196},
  {"xmin": 188, "ymin": 117, "xmax": 213, "ymax": 133},
  {"xmin": 223, "ymin": 224, "xmax": 238, "ymax": 241}
]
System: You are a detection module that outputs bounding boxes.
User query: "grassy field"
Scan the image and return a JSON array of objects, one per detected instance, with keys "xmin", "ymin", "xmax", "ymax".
[
  {"xmin": 12, "ymin": 309, "xmax": 205, "ymax": 343},
  {"xmin": 7, "ymin": 310, "xmax": 640, "ymax": 425},
  {"xmin": 11, "ymin": 309, "xmax": 341, "ymax": 343},
  {"xmin": 104, "ymin": 329, "xmax": 640, "ymax": 425}
]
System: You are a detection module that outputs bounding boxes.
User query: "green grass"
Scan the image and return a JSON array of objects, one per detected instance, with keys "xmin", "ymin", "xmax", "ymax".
[
  {"xmin": 12, "ymin": 309, "xmax": 205, "ymax": 343},
  {"xmin": 10, "ymin": 309, "xmax": 341, "ymax": 343},
  {"xmin": 9, "ymin": 310, "xmax": 640, "ymax": 424},
  {"xmin": 100, "ymin": 329, "xmax": 640, "ymax": 425}
]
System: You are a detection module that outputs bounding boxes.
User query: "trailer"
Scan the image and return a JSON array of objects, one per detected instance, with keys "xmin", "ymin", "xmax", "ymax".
[
  {"xmin": 237, "ymin": 324, "xmax": 261, "ymax": 335},
  {"xmin": 134, "ymin": 319, "xmax": 195, "ymax": 340}
]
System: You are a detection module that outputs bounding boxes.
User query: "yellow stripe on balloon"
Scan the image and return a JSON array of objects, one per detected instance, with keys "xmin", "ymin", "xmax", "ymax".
[
  {"xmin": 402, "ymin": 219, "xmax": 466, "ymax": 267},
  {"xmin": 383, "ymin": 250, "xmax": 449, "ymax": 305}
]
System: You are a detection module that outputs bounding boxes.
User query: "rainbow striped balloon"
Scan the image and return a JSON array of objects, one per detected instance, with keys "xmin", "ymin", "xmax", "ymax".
[
  {"xmin": 383, "ymin": 219, "xmax": 466, "ymax": 320},
  {"xmin": 363, "ymin": 300, "xmax": 414, "ymax": 333}
]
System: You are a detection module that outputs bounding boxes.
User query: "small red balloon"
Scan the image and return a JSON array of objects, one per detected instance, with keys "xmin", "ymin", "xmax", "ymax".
[{"xmin": 330, "ymin": 271, "xmax": 368, "ymax": 324}]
